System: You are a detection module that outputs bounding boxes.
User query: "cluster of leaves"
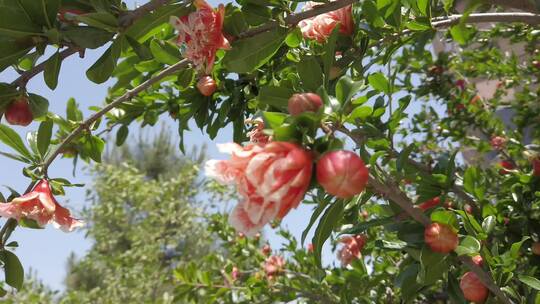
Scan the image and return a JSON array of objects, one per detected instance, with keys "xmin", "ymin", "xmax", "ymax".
[{"xmin": 0, "ymin": 0, "xmax": 539, "ymax": 302}]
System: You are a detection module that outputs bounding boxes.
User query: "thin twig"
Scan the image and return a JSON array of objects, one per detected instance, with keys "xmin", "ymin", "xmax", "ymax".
[
  {"xmin": 12, "ymin": 48, "xmax": 79, "ymax": 88},
  {"xmin": 42, "ymin": 59, "xmax": 188, "ymax": 171},
  {"xmin": 340, "ymin": 129, "xmax": 512, "ymax": 304},
  {"xmin": 118, "ymin": 0, "xmax": 172, "ymax": 28},
  {"xmin": 9, "ymin": 0, "xmax": 173, "ymax": 88}
]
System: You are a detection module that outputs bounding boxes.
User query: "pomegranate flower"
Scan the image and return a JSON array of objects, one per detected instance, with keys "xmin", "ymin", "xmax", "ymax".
[
  {"xmin": 246, "ymin": 118, "xmax": 271, "ymax": 144},
  {"xmin": 170, "ymin": 0, "xmax": 230, "ymax": 74},
  {"xmin": 205, "ymin": 142, "xmax": 313, "ymax": 236},
  {"xmin": 264, "ymin": 255, "xmax": 285, "ymax": 279},
  {"xmin": 0, "ymin": 180, "xmax": 83, "ymax": 232},
  {"xmin": 337, "ymin": 234, "xmax": 366, "ymax": 266},
  {"xmin": 298, "ymin": 1, "xmax": 353, "ymax": 43}
]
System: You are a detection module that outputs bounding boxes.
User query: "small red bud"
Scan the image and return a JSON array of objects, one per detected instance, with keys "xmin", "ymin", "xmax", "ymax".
[
  {"xmin": 316, "ymin": 150, "xmax": 369, "ymax": 199},
  {"xmin": 503, "ymin": 217, "xmax": 510, "ymax": 225},
  {"xmin": 471, "ymin": 255, "xmax": 483, "ymax": 266},
  {"xmin": 424, "ymin": 222, "xmax": 458, "ymax": 254},
  {"xmin": 499, "ymin": 161, "xmax": 515, "ymax": 175},
  {"xmin": 197, "ymin": 76, "xmax": 217, "ymax": 96},
  {"xmin": 287, "ymin": 93, "xmax": 323, "ymax": 116},
  {"xmin": 532, "ymin": 242, "xmax": 540, "ymax": 255},
  {"xmin": 360, "ymin": 210, "xmax": 368, "ymax": 220},
  {"xmin": 464, "ymin": 204, "xmax": 473, "ymax": 214},
  {"xmin": 456, "ymin": 79, "xmax": 466, "ymax": 90},
  {"xmin": 307, "ymin": 243, "xmax": 314, "ymax": 253},
  {"xmin": 490, "ymin": 136, "xmax": 507, "ymax": 150},
  {"xmin": 5, "ymin": 97, "xmax": 33, "ymax": 126},
  {"xmin": 418, "ymin": 197, "xmax": 441, "ymax": 211},
  {"xmin": 532, "ymin": 158, "xmax": 540, "ymax": 177},
  {"xmin": 532, "ymin": 60, "xmax": 540, "ymax": 69},
  {"xmin": 460, "ymin": 271, "xmax": 489, "ymax": 303},
  {"xmin": 261, "ymin": 244, "xmax": 271, "ymax": 256},
  {"xmin": 237, "ymin": 232, "xmax": 245, "ymax": 239}
]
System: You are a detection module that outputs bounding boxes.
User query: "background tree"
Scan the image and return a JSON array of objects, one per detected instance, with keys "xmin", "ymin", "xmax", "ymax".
[{"xmin": 57, "ymin": 130, "xmax": 220, "ymax": 303}]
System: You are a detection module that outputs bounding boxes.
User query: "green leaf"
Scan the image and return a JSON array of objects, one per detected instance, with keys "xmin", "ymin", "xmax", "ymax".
[
  {"xmin": 418, "ymin": 246, "xmax": 449, "ymax": 285},
  {"xmin": 126, "ymin": 36, "xmax": 152, "ymax": 61},
  {"xmin": 43, "ymin": 51, "xmax": 62, "ymax": 90},
  {"xmin": 126, "ymin": 4, "xmax": 189, "ymax": 42},
  {"xmin": 510, "ymin": 236, "xmax": 529, "ymax": 259},
  {"xmin": 301, "ymin": 199, "xmax": 329, "ymax": 246},
  {"xmin": 417, "ymin": 0, "xmax": 430, "ymax": 16},
  {"xmin": 63, "ymin": 27, "xmax": 114, "ymax": 49},
  {"xmin": 0, "ymin": 36, "xmax": 33, "ymax": 72},
  {"xmin": 85, "ymin": 135, "xmax": 105, "ymax": 162},
  {"xmin": 518, "ymin": 275, "xmax": 540, "ymax": 291},
  {"xmin": 297, "ymin": 57, "xmax": 323, "ymax": 92},
  {"xmin": 368, "ymin": 72, "xmax": 391, "ymax": 94},
  {"xmin": 312, "ymin": 200, "xmax": 344, "ymax": 267},
  {"xmin": 222, "ymin": 27, "xmax": 288, "ymax": 73},
  {"xmin": 150, "ymin": 39, "xmax": 182, "ymax": 65},
  {"xmin": 116, "ymin": 125, "xmax": 129, "ymax": 146},
  {"xmin": 336, "ymin": 76, "xmax": 364, "ymax": 104},
  {"xmin": 258, "ymin": 85, "xmax": 294, "ymax": 109},
  {"xmin": 16, "ymin": 0, "xmax": 60, "ymax": 27},
  {"xmin": 66, "ymin": 98, "xmax": 82, "ymax": 122},
  {"xmin": 75, "ymin": 12, "xmax": 118, "ymax": 32},
  {"xmin": 455, "ymin": 236, "xmax": 480, "ymax": 256},
  {"xmin": 262, "ymin": 112, "xmax": 287, "ymax": 130},
  {"xmin": 322, "ymin": 26, "xmax": 340, "ymax": 85},
  {"xmin": 0, "ymin": 0, "xmax": 43, "ymax": 37},
  {"xmin": 27, "ymin": 93, "xmax": 49, "ymax": 118},
  {"xmin": 18, "ymin": 218, "xmax": 44, "ymax": 229},
  {"xmin": 340, "ymin": 216, "xmax": 395, "ymax": 235},
  {"xmin": 86, "ymin": 37, "xmax": 123, "ymax": 83},
  {"xmin": 37, "ymin": 119, "xmax": 53, "ymax": 157},
  {"xmin": 481, "ymin": 216, "xmax": 496, "ymax": 234},
  {"xmin": 0, "ymin": 124, "xmax": 33, "ymax": 160},
  {"xmin": 347, "ymin": 106, "xmax": 373, "ymax": 122},
  {"xmin": 449, "ymin": 23, "xmax": 473, "ymax": 46},
  {"xmin": 430, "ymin": 210, "xmax": 459, "ymax": 230},
  {"xmin": 1, "ymin": 250, "xmax": 24, "ymax": 290},
  {"xmin": 285, "ymin": 27, "xmax": 302, "ymax": 48}
]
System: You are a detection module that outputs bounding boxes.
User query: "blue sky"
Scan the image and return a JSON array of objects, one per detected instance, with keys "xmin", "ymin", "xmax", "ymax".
[{"xmin": 0, "ymin": 0, "xmax": 336, "ymax": 291}]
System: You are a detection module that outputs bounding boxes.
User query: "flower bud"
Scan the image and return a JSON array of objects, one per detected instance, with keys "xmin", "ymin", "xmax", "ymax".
[
  {"xmin": 471, "ymin": 255, "xmax": 483, "ymax": 266},
  {"xmin": 490, "ymin": 136, "xmax": 507, "ymax": 150},
  {"xmin": 5, "ymin": 96, "xmax": 33, "ymax": 126},
  {"xmin": 499, "ymin": 160, "xmax": 515, "ymax": 175},
  {"xmin": 287, "ymin": 93, "xmax": 323, "ymax": 116},
  {"xmin": 307, "ymin": 243, "xmax": 314, "ymax": 253},
  {"xmin": 460, "ymin": 271, "xmax": 489, "ymax": 303},
  {"xmin": 261, "ymin": 244, "xmax": 271, "ymax": 256},
  {"xmin": 424, "ymin": 222, "xmax": 458, "ymax": 254},
  {"xmin": 316, "ymin": 150, "xmax": 369, "ymax": 199},
  {"xmin": 532, "ymin": 158, "xmax": 540, "ymax": 177},
  {"xmin": 418, "ymin": 197, "xmax": 440, "ymax": 211},
  {"xmin": 532, "ymin": 242, "xmax": 540, "ymax": 255},
  {"xmin": 197, "ymin": 76, "xmax": 217, "ymax": 96}
]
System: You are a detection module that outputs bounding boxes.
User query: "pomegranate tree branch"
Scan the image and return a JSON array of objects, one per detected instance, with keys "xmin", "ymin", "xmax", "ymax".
[
  {"xmin": 10, "ymin": 0, "xmax": 174, "ymax": 88},
  {"xmin": 489, "ymin": 0, "xmax": 538, "ymax": 13},
  {"xmin": 431, "ymin": 12, "xmax": 540, "ymax": 28},
  {"xmin": 11, "ymin": 48, "xmax": 79, "ymax": 88},
  {"xmin": 118, "ymin": 0, "xmax": 173, "ymax": 27},
  {"xmin": 340, "ymin": 128, "xmax": 511, "ymax": 303},
  {"xmin": 42, "ymin": 59, "xmax": 188, "ymax": 171}
]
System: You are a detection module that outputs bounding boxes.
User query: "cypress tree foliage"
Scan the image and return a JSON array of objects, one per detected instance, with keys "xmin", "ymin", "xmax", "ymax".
[{"xmin": 60, "ymin": 129, "xmax": 215, "ymax": 303}]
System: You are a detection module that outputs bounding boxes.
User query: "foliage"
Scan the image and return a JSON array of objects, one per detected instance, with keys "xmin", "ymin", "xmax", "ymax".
[{"xmin": 0, "ymin": 0, "xmax": 539, "ymax": 303}]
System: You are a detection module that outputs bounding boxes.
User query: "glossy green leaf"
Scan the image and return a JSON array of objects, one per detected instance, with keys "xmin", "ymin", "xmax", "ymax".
[
  {"xmin": 455, "ymin": 236, "xmax": 481, "ymax": 256},
  {"xmin": 0, "ymin": 124, "xmax": 33, "ymax": 160},
  {"xmin": 150, "ymin": 39, "xmax": 182, "ymax": 65},
  {"xmin": 37, "ymin": 119, "xmax": 53, "ymax": 157},
  {"xmin": 1, "ymin": 250, "xmax": 24, "ymax": 290},
  {"xmin": 44, "ymin": 51, "xmax": 62, "ymax": 90},
  {"xmin": 222, "ymin": 27, "xmax": 288, "ymax": 73},
  {"xmin": 312, "ymin": 200, "xmax": 344, "ymax": 267},
  {"xmin": 518, "ymin": 275, "xmax": 540, "ymax": 291}
]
